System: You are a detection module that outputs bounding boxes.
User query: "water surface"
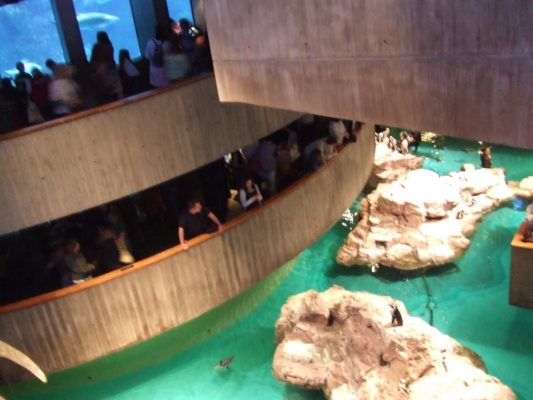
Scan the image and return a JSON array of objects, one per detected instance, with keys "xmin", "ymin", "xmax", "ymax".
[{"xmin": 2, "ymin": 136, "xmax": 532, "ymax": 400}]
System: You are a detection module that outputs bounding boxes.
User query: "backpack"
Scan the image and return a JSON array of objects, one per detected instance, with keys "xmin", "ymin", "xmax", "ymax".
[{"xmin": 151, "ymin": 40, "xmax": 164, "ymax": 67}]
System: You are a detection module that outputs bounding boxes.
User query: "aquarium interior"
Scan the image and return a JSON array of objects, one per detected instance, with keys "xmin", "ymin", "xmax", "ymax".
[
  {"xmin": 0, "ymin": 0, "xmax": 194, "ymax": 78},
  {"xmin": 1, "ymin": 135, "xmax": 532, "ymax": 400},
  {"xmin": 0, "ymin": 0, "xmax": 65, "ymax": 78}
]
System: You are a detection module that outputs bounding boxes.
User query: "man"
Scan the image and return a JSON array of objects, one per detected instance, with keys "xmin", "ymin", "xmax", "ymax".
[{"xmin": 178, "ymin": 199, "xmax": 224, "ymax": 250}]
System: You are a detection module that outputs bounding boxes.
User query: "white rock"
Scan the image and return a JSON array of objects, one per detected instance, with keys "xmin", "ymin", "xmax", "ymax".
[
  {"xmin": 519, "ymin": 176, "xmax": 533, "ymax": 192},
  {"xmin": 330, "ymin": 384, "xmax": 359, "ymax": 400},
  {"xmin": 371, "ymin": 143, "xmax": 424, "ymax": 185},
  {"xmin": 461, "ymin": 163, "xmax": 476, "ymax": 171},
  {"xmin": 273, "ymin": 287, "xmax": 516, "ymax": 400},
  {"xmin": 337, "ymin": 167, "xmax": 511, "ymax": 270},
  {"xmin": 283, "ymin": 341, "xmax": 318, "ymax": 362}
]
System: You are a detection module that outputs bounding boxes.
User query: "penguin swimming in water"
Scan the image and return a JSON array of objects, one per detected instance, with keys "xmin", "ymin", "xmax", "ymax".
[{"xmin": 215, "ymin": 355, "xmax": 235, "ymax": 370}]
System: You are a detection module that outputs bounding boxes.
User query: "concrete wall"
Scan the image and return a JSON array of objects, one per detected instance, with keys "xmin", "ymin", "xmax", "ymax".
[
  {"xmin": 205, "ymin": 0, "xmax": 533, "ymax": 149},
  {"xmin": 0, "ymin": 129, "xmax": 375, "ymax": 381},
  {"xmin": 0, "ymin": 76, "xmax": 299, "ymax": 235}
]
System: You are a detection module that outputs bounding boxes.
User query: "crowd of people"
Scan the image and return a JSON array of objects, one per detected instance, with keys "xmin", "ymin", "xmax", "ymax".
[
  {"xmin": 0, "ymin": 18, "xmax": 212, "ymax": 134},
  {"xmin": 375, "ymin": 126, "xmax": 421, "ymax": 154},
  {"xmin": 376, "ymin": 127, "xmax": 497, "ymax": 171},
  {"xmin": 374, "ymin": 126, "xmax": 533, "ymax": 245},
  {"xmin": 0, "ymin": 115, "xmax": 361, "ymax": 304}
]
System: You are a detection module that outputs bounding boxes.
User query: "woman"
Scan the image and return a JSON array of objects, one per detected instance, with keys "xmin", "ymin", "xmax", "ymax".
[
  {"xmin": 91, "ymin": 31, "xmax": 122, "ymax": 103},
  {"xmin": 118, "ymin": 49, "xmax": 141, "ymax": 96},
  {"xmin": 90, "ymin": 31, "xmax": 115, "ymax": 71},
  {"xmin": 145, "ymin": 25, "xmax": 169, "ymax": 88},
  {"xmin": 239, "ymin": 177, "xmax": 263, "ymax": 211},
  {"xmin": 65, "ymin": 239, "xmax": 95, "ymax": 285}
]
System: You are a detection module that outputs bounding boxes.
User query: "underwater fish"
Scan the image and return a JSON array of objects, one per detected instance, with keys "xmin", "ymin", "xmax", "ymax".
[
  {"xmin": 77, "ymin": 12, "xmax": 119, "ymax": 31},
  {"xmin": 3, "ymin": 61, "xmax": 44, "ymax": 78},
  {"xmin": 214, "ymin": 355, "xmax": 235, "ymax": 369}
]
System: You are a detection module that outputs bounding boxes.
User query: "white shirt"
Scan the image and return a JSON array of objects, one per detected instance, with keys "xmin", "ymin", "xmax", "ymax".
[
  {"xmin": 329, "ymin": 120, "xmax": 348, "ymax": 145},
  {"xmin": 49, "ymin": 78, "xmax": 80, "ymax": 115}
]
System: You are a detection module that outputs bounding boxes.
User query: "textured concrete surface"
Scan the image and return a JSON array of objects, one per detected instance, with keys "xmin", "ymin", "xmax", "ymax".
[{"xmin": 205, "ymin": 0, "xmax": 533, "ymax": 149}]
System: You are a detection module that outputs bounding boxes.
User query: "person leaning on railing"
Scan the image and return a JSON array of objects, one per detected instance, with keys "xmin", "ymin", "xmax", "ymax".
[{"xmin": 178, "ymin": 199, "xmax": 224, "ymax": 250}]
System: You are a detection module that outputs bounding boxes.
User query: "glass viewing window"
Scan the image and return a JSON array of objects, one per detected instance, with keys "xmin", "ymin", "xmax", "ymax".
[
  {"xmin": 0, "ymin": 0, "xmax": 65, "ymax": 79},
  {"xmin": 72, "ymin": 0, "xmax": 141, "ymax": 61},
  {"xmin": 167, "ymin": 0, "xmax": 194, "ymax": 25}
]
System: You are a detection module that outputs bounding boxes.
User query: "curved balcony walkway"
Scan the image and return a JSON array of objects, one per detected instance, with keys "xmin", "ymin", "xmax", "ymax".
[
  {"xmin": 0, "ymin": 74, "xmax": 299, "ymax": 235},
  {"xmin": 0, "ymin": 128, "xmax": 375, "ymax": 382}
]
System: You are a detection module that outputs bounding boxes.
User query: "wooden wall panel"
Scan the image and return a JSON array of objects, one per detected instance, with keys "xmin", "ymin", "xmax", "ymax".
[
  {"xmin": 0, "ymin": 128, "xmax": 375, "ymax": 382},
  {"xmin": 205, "ymin": 0, "xmax": 533, "ymax": 149},
  {"xmin": 0, "ymin": 76, "xmax": 299, "ymax": 234},
  {"xmin": 510, "ymin": 223, "xmax": 533, "ymax": 309}
]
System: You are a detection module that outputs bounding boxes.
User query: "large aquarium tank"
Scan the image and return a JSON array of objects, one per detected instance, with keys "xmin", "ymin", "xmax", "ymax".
[
  {"xmin": 73, "ymin": 0, "xmax": 142, "ymax": 61},
  {"xmin": 0, "ymin": 0, "xmax": 65, "ymax": 79},
  {"xmin": 1, "ymin": 136, "xmax": 532, "ymax": 400},
  {"xmin": 0, "ymin": 0, "xmax": 194, "ymax": 79},
  {"xmin": 167, "ymin": 0, "xmax": 194, "ymax": 24}
]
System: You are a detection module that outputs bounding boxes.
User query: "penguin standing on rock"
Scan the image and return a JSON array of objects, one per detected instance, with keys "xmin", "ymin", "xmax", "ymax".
[{"xmin": 390, "ymin": 304, "xmax": 403, "ymax": 327}]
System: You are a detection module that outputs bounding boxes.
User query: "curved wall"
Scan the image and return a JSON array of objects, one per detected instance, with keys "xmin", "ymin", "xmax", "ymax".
[
  {"xmin": 0, "ymin": 75, "xmax": 299, "ymax": 235},
  {"xmin": 0, "ymin": 128, "xmax": 375, "ymax": 382},
  {"xmin": 205, "ymin": 0, "xmax": 533, "ymax": 149}
]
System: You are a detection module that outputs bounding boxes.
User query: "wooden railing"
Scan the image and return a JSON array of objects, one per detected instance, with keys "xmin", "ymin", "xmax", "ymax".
[
  {"xmin": 0, "ymin": 74, "xmax": 211, "ymax": 143},
  {"xmin": 0, "ymin": 159, "xmax": 335, "ymax": 314},
  {"xmin": 0, "ymin": 75, "xmax": 299, "ymax": 234}
]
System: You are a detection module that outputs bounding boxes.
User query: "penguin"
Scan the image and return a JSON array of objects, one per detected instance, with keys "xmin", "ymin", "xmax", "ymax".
[
  {"xmin": 215, "ymin": 355, "xmax": 235, "ymax": 369},
  {"xmin": 390, "ymin": 304, "xmax": 403, "ymax": 327}
]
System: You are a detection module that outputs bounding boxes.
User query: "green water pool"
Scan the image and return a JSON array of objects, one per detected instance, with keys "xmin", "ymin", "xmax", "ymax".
[{"xmin": 2, "ymin": 136, "xmax": 532, "ymax": 400}]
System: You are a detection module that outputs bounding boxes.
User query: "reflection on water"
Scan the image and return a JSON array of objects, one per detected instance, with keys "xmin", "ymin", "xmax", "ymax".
[{"xmin": 2, "ymin": 135, "xmax": 533, "ymax": 400}]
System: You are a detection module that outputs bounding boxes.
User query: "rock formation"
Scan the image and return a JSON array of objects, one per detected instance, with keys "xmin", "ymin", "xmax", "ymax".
[
  {"xmin": 370, "ymin": 143, "xmax": 424, "ymax": 186},
  {"xmin": 273, "ymin": 286, "xmax": 515, "ymax": 400},
  {"xmin": 337, "ymin": 168, "xmax": 513, "ymax": 270},
  {"xmin": 509, "ymin": 176, "xmax": 533, "ymax": 200}
]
